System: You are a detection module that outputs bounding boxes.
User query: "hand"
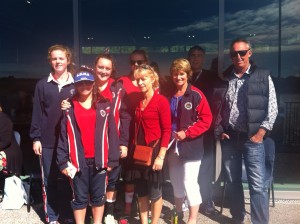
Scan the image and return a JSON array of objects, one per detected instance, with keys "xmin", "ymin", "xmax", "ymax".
[
  {"xmin": 61, "ymin": 98, "xmax": 71, "ymax": 111},
  {"xmin": 61, "ymin": 168, "xmax": 69, "ymax": 177},
  {"xmin": 119, "ymin": 145, "xmax": 128, "ymax": 158},
  {"xmin": 174, "ymin": 130, "xmax": 186, "ymax": 141},
  {"xmin": 33, "ymin": 141, "xmax": 42, "ymax": 155},
  {"xmin": 250, "ymin": 128, "xmax": 266, "ymax": 143},
  {"xmin": 152, "ymin": 157, "xmax": 164, "ymax": 171},
  {"xmin": 107, "ymin": 166, "xmax": 112, "ymax": 172},
  {"xmin": 220, "ymin": 133, "xmax": 230, "ymax": 140}
]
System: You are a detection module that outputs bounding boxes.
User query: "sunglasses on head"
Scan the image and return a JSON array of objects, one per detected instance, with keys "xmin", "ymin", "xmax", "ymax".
[
  {"xmin": 230, "ymin": 49, "xmax": 250, "ymax": 58},
  {"xmin": 136, "ymin": 64, "xmax": 156, "ymax": 73},
  {"xmin": 130, "ymin": 60, "xmax": 145, "ymax": 66}
]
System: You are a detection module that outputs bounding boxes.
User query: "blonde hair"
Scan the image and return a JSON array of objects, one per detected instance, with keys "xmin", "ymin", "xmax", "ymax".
[
  {"xmin": 170, "ymin": 58, "xmax": 193, "ymax": 80},
  {"xmin": 134, "ymin": 65, "xmax": 159, "ymax": 89}
]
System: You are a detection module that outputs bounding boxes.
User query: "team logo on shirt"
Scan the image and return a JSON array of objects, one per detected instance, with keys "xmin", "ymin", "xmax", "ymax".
[
  {"xmin": 184, "ymin": 102, "xmax": 192, "ymax": 110},
  {"xmin": 100, "ymin": 110, "xmax": 106, "ymax": 117}
]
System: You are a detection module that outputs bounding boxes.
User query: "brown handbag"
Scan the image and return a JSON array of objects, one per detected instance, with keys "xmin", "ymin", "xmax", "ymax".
[
  {"xmin": 133, "ymin": 140, "xmax": 159, "ymax": 166},
  {"xmin": 133, "ymin": 110, "xmax": 159, "ymax": 166}
]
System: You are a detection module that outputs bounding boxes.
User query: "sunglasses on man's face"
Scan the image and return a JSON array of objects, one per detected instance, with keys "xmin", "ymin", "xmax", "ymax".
[
  {"xmin": 130, "ymin": 60, "xmax": 145, "ymax": 66},
  {"xmin": 230, "ymin": 49, "xmax": 250, "ymax": 58}
]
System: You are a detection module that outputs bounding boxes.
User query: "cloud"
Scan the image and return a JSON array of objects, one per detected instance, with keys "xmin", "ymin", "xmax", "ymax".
[
  {"xmin": 170, "ymin": 0, "xmax": 300, "ymax": 46},
  {"xmin": 171, "ymin": 17, "xmax": 218, "ymax": 32}
]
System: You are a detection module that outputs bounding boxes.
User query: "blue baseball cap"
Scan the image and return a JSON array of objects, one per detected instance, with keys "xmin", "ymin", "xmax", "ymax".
[{"xmin": 74, "ymin": 71, "xmax": 95, "ymax": 83}]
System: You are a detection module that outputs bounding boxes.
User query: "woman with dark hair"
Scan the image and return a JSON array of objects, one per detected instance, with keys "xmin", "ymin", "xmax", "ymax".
[
  {"xmin": 61, "ymin": 54, "xmax": 131, "ymax": 224},
  {"xmin": 0, "ymin": 102, "xmax": 23, "ymax": 201},
  {"xmin": 57, "ymin": 68, "xmax": 120, "ymax": 224}
]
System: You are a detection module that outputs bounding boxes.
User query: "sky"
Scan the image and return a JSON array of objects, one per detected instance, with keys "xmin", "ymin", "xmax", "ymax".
[{"xmin": 0, "ymin": 0, "xmax": 299, "ymax": 78}]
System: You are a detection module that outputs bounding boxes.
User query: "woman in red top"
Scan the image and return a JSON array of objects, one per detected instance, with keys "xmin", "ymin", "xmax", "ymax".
[
  {"xmin": 127, "ymin": 65, "xmax": 171, "ymax": 224},
  {"xmin": 118, "ymin": 49, "xmax": 149, "ymax": 217}
]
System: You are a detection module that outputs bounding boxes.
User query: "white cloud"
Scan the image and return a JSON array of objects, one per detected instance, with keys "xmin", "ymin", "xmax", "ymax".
[{"xmin": 170, "ymin": 0, "xmax": 300, "ymax": 46}]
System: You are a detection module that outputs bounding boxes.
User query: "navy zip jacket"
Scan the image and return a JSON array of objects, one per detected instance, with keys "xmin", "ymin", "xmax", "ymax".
[
  {"xmin": 173, "ymin": 84, "xmax": 212, "ymax": 161},
  {"xmin": 56, "ymin": 97, "xmax": 120, "ymax": 172}
]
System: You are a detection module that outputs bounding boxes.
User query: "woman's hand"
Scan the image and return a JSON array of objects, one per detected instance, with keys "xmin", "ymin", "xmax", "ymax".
[
  {"xmin": 152, "ymin": 147, "xmax": 167, "ymax": 171},
  {"xmin": 152, "ymin": 157, "xmax": 164, "ymax": 171},
  {"xmin": 107, "ymin": 166, "xmax": 112, "ymax": 172},
  {"xmin": 61, "ymin": 168, "xmax": 69, "ymax": 177},
  {"xmin": 174, "ymin": 130, "xmax": 186, "ymax": 141},
  {"xmin": 119, "ymin": 145, "xmax": 128, "ymax": 158},
  {"xmin": 61, "ymin": 98, "xmax": 71, "ymax": 111}
]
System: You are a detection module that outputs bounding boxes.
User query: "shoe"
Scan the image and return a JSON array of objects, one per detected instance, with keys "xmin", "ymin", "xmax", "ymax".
[
  {"xmin": 0, "ymin": 190, "xmax": 3, "ymax": 203},
  {"xmin": 118, "ymin": 218, "xmax": 129, "ymax": 224},
  {"xmin": 200, "ymin": 200, "xmax": 216, "ymax": 216},
  {"xmin": 48, "ymin": 221, "xmax": 59, "ymax": 224},
  {"xmin": 182, "ymin": 199, "xmax": 188, "ymax": 212},
  {"xmin": 232, "ymin": 218, "xmax": 245, "ymax": 224},
  {"xmin": 63, "ymin": 218, "xmax": 74, "ymax": 224},
  {"xmin": 104, "ymin": 214, "xmax": 116, "ymax": 224}
]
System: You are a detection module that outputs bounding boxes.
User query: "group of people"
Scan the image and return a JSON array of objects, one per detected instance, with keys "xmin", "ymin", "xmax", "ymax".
[{"xmin": 28, "ymin": 37, "xmax": 278, "ymax": 224}]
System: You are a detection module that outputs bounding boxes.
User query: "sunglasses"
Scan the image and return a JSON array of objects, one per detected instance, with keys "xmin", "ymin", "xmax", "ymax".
[
  {"xmin": 136, "ymin": 64, "xmax": 155, "ymax": 72},
  {"xmin": 230, "ymin": 49, "xmax": 250, "ymax": 58},
  {"xmin": 130, "ymin": 60, "xmax": 145, "ymax": 66}
]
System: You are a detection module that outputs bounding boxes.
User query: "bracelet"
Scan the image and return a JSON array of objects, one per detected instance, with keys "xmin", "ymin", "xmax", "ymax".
[{"xmin": 157, "ymin": 155, "xmax": 165, "ymax": 160}]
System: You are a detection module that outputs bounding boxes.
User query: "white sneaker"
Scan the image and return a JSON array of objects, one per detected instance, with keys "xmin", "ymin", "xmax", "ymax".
[
  {"xmin": 182, "ymin": 199, "xmax": 188, "ymax": 212},
  {"xmin": 104, "ymin": 214, "xmax": 115, "ymax": 224}
]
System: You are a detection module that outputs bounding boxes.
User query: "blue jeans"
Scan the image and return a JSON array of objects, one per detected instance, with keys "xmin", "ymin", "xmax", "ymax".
[{"xmin": 221, "ymin": 137, "xmax": 269, "ymax": 224}]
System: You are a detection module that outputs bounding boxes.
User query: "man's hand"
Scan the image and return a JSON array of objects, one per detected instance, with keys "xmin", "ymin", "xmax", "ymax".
[
  {"xmin": 220, "ymin": 133, "xmax": 230, "ymax": 140},
  {"xmin": 33, "ymin": 141, "xmax": 42, "ymax": 155},
  {"xmin": 250, "ymin": 128, "xmax": 266, "ymax": 143},
  {"xmin": 61, "ymin": 98, "xmax": 71, "ymax": 111}
]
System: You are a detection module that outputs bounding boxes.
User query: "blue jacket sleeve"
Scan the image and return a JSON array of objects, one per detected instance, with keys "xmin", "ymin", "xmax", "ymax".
[
  {"xmin": 30, "ymin": 81, "xmax": 43, "ymax": 142},
  {"xmin": 108, "ymin": 107, "xmax": 120, "ymax": 168},
  {"xmin": 56, "ymin": 111, "xmax": 69, "ymax": 171}
]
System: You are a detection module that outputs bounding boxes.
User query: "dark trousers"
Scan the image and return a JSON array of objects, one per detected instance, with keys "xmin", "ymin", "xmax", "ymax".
[{"xmin": 41, "ymin": 147, "xmax": 73, "ymax": 223}]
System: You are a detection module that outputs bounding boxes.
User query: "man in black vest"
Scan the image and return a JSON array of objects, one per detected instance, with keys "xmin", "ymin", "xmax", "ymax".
[
  {"xmin": 188, "ymin": 45, "xmax": 218, "ymax": 216},
  {"xmin": 213, "ymin": 38, "xmax": 278, "ymax": 224}
]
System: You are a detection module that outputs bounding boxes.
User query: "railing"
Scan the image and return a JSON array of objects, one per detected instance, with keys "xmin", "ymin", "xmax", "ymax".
[{"xmin": 284, "ymin": 102, "xmax": 300, "ymax": 145}]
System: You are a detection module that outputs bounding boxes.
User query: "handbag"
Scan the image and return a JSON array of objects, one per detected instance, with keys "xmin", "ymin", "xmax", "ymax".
[
  {"xmin": 133, "ymin": 141, "xmax": 159, "ymax": 166},
  {"xmin": 133, "ymin": 110, "xmax": 159, "ymax": 166}
]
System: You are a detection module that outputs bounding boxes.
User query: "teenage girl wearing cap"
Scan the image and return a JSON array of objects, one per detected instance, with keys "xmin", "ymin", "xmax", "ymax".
[
  {"xmin": 57, "ymin": 67, "xmax": 120, "ymax": 224},
  {"xmin": 61, "ymin": 53, "xmax": 131, "ymax": 224}
]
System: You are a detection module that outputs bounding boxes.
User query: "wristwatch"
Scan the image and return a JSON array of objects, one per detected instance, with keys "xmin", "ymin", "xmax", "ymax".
[{"xmin": 157, "ymin": 155, "xmax": 165, "ymax": 160}]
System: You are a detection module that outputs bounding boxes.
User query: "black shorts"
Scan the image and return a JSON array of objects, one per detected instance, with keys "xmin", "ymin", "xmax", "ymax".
[
  {"xmin": 71, "ymin": 158, "xmax": 106, "ymax": 209},
  {"xmin": 134, "ymin": 179, "xmax": 162, "ymax": 201}
]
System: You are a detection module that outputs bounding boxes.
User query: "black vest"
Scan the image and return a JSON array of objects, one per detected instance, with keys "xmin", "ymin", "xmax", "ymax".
[
  {"xmin": 247, "ymin": 67, "xmax": 269, "ymax": 135},
  {"xmin": 212, "ymin": 64, "xmax": 270, "ymax": 137}
]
